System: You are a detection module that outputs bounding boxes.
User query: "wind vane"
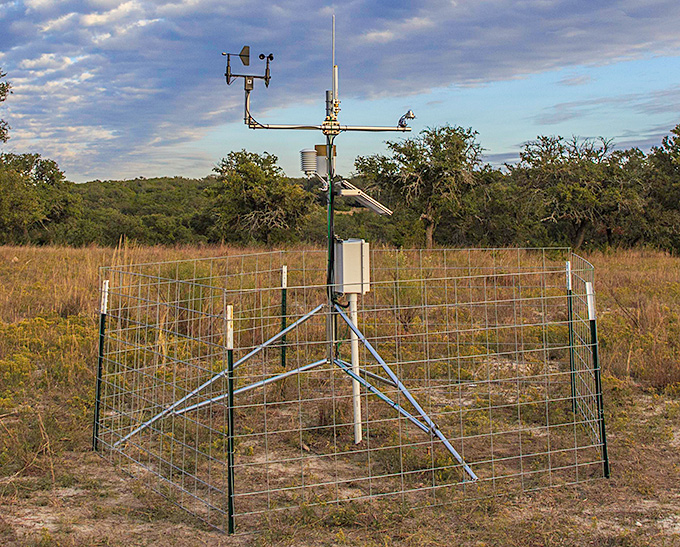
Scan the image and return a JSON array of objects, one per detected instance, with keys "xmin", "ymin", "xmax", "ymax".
[{"xmin": 222, "ymin": 16, "xmax": 415, "ymax": 272}]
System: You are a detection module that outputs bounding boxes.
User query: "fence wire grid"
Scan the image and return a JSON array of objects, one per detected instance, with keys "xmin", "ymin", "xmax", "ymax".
[{"xmin": 93, "ymin": 247, "xmax": 609, "ymax": 533}]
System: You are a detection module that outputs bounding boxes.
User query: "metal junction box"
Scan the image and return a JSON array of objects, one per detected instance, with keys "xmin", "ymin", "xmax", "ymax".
[{"xmin": 334, "ymin": 238, "xmax": 370, "ymax": 294}]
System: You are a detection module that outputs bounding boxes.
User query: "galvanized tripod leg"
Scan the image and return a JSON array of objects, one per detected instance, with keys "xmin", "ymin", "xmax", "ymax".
[
  {"xmin": 333, "ymin": 358, "xmax": 431, "ymax": 434},
  {"xmin": 113, "ymin": 303, "xmax": 324, "ymax": 448},
  {"xmin": 174, "ymin": 359, "xmax": 329, "ymax": 415},
  {"xmin": 334, "ymin": 304, "xmax": 478, "ymax": 481}
]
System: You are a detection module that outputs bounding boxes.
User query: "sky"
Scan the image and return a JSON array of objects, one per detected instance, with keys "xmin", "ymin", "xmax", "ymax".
[{"xmin": 1, "ymin": 0, "xmax": 679, "ymax": 182}]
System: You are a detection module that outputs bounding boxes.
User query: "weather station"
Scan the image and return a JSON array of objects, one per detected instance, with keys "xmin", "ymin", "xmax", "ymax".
[
  {"xmin": 220, "ymin": 16, "xmax": 478, "ymax": 484},
  {"xmin": 92, "ymin": 17, "xmax": 609, "ymax": 536}
]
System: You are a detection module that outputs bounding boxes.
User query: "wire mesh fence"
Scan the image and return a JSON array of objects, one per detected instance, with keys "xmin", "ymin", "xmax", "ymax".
[{"xmin": 93, "ymin": 247, "xmax": 609, "ymax": 533}]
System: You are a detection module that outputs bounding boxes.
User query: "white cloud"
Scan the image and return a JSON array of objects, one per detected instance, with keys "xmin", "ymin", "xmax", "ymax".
[
  {"xmin": 155, "ymin": 0, "xmax": 200, "ymax": 17},
  {"xmin": 24, "ymin": 0, "xmax": 65, "ymax": 10},
  {"xmin": 558, "ymin": 74, "xmax": 592, "ymax": 87},
  {"xmin": 80, "ymin": 1, "xmax": 141, "ymax": 27},
  {"xmin": 0, "ymin": 1, "xmax": 20, "ymax": 19},
  {"xmin": 406, "ymin": 16, "xmax": 435, "ymax": 30},
  {"xmin": 19, "ymin": 53, "xmax": 72, "ymax": 70},
  {"xmin": 116, "ymin": 17, "xmax": 160, "ymax": 33},
  {"xmin": 155, "ymin": 0, "xmax": 244, "ymax": 17},
  {"xmin": 40, "ymin": 12, "xmax": 77, "ymax": 32},
  {"xmin": 88, "ymin": 0, "xmax": 133, "ymax": 8},
  {"xmin": 9, "ymin": 121, "xmax": 117, "ymax": 163},
  {"xmin": 91, "ymin": 32, "xmax": 113, "ymax": 44},
  {"xmin": 360, "ymin": 16, "xmax": 434, "ymax": 44},
  {"xmin": 362, "ymin": 30, "xmax": 394, "ymax": 43},
  {"xmin": 534, "ymin": 85, "xmax": 680, "ymax": 125}
]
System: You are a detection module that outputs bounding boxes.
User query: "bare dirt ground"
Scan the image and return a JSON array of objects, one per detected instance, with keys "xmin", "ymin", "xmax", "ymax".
[{"xmin": 1, "ymin": 384, "xmax": 679, "ymax": 547}]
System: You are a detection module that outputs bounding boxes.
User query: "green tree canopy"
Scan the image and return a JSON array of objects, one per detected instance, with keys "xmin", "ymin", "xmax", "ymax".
[
  {"xmin": 0, "ymin": 153, "xmax": 81, "ymax": 243},
  {"xmin": 0, "ymin": 168, "xmax": 43, "ymax": 243},
  {"xmin": 355, "ymin": 125, "xmax": 482, "ymax": 248},
  {"xmin": 207, "ymin": 150, "xmax": 314, "ymax": 244},
  {"xmin": 0, "ymin": 68, "xmax": 10, "ymax": 142},
  {"xmin": 509, "ymin": 136, "xmax": 644, "ymax": 249},
  {"xmin": 649, "ymin": 124, "xmax": 680, "ymax": 209},
  {"xmin": 436, "ymin": 165, "xmax": 548, "ymax": 247},
  {"xmin": 642, "ymin": 124, "xmax": 680, "ymax": 250}
]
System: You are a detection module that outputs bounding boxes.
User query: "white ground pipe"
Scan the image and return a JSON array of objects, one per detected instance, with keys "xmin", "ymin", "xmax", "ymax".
[{"xmin": 348, "ymin": 293, "xmax": 362, "ymax": 443}]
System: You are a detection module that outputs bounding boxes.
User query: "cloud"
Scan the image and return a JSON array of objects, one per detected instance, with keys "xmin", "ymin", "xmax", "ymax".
[
  {"xmin": 483, "ymin": 151, "xmax": 520, "ymax": 167},
  {"xmin": 24, "ymin": 0, "xmax": 62, "ymax": 11},
  {"xmin": 360, "ymin": 16, "xmax": 435, "ymax": 44},
  {"xmin": 40, "ymin": 12, "xmax": 78, "ymax": 32},
  {"xmin": 19, "ymin": 53, "xmax": 73, "ymax": 70},
  {"xmin": 362, "ymin": 30, "xmax": 395, "ymax": 44},
  {"xmin": 80, "ymin": 1, "xmax": 142, "ymax": 27},
  {"xmin": 558, "ymin": 74, "xmax": 592, "ymax": 86},
  {"xmin": 612, "ymin": 122, "xmax": 680, "ymax": 152},
  {"xmin": 1, "ymin": 0, "xmax": 680, "ymax": 181},
  {"xmin": 534, "ymin": 85, "xmax": 680, "ymax": 125}
]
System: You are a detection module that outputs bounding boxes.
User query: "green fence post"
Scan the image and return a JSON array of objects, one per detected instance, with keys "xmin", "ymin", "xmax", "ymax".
[
  {"xmin": 226, "ymin": 304, "xmax": 236, "ymax": 534},
  {"xmin": 566, "ymin": 261, "xmax": 577, "ymax": 415},
  {"xmin": 92, "ymin": 279, "xmax": 109, "ymax": 452},
  {"xmin": 586, "ymin": 282, "xmax": 610, "ymax": 478}
]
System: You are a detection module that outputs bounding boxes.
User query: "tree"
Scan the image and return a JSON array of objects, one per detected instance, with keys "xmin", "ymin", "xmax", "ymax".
[
  {"xmin": 0, "ymin": 69, "xmax": 10, "ymax": 142},
  {"xmin": 598, "ymin": 147, "xmax": 649, "ymax": 247},
  {"xmin": 0, "ymin": 168, "xmax": 43, "ymax": 243},
  {"xmin": 648, "ymin": 124, "xmax": 680, "ymax": 209},
  {"xmin": 643, "ymin": 124, "xmax": 680, "ymax": 250},
  {"xmin": 509, "ymin": 136, "xmax": 640, "ymax": 249},
  {"xmin": 206, "ymin": 150, "xmax": 314, "ymax": 244},
  {"xmin": 0, "ymin": 153, "xmax": 81, "ymax": 243},
  {"xmin": 437, "ymin": 166, "xmax": 548, "ymax": 247},
  {"xmin": 355, "ymin": 125, "xmax": 482, "ymax": 248}
]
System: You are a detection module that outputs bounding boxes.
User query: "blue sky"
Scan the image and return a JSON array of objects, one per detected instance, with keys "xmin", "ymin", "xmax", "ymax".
[{"xmin": 1, "ymin": 0, "xmax": 679, "ymax": 182}]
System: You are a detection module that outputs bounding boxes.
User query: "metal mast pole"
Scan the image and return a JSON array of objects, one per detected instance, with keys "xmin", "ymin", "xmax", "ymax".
[
  {"xmin": 326, "ymin": 132, "xmax": 336, "ymax": 362},
  {"xmin": 326, "ymin": 15, "xmax": 339, "ymax": 362}
]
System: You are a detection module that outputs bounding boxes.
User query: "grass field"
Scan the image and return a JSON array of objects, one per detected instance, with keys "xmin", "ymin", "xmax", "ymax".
[{"xmin": 1, "ymin": 244, "xmax": 679, "ymax": 546}]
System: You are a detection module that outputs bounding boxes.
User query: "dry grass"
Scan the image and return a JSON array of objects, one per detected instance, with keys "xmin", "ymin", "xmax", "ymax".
[
  {"xmin": 591, "ymin": 248, "xmax": 680, "ymax": 389},
  {"xmin": 0, "ymin": 242, "xmax": 264, "ymax": 322},
  {"xmin": 0, "ymin": 244, "xmax": 679, "ymax": 546}
]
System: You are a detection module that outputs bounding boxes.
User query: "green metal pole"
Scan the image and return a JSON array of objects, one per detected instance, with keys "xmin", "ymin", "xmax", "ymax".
[
  {"xmin": 226, "ymin": 303, "xmax": 235, "ymax": 534},
  {"xmin": 326, "ymin": 138, "xmax": 334, "ymax": 298},
  {"xmin": 326, "ymin": 135, "xmax": 336, "ymax": 362},
  {"xmin": 566, "ymin": 261, "xmax": 577, "ymax": 416},
  {"xmin": 587, "ymin": 282, "xmax": 610, "ymax": 479},
  {"xmin": 92, "ymin": 279, "xmax": 109, "ymax": 452}
]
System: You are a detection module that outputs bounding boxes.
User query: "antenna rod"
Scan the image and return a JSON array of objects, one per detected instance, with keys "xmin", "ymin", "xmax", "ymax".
[{"xmin": 331, "ymin": 15, "xmax": 339, "ymax": 119}]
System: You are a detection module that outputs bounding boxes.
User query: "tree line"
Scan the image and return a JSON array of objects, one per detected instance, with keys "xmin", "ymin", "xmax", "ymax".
[
  {"xmin": 1, "ymin": 126, "xmax": 680, "ymax": 250},
  {"xmin": 2, "ymin": 67, "xmax": 680, "ymax": 250}
]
